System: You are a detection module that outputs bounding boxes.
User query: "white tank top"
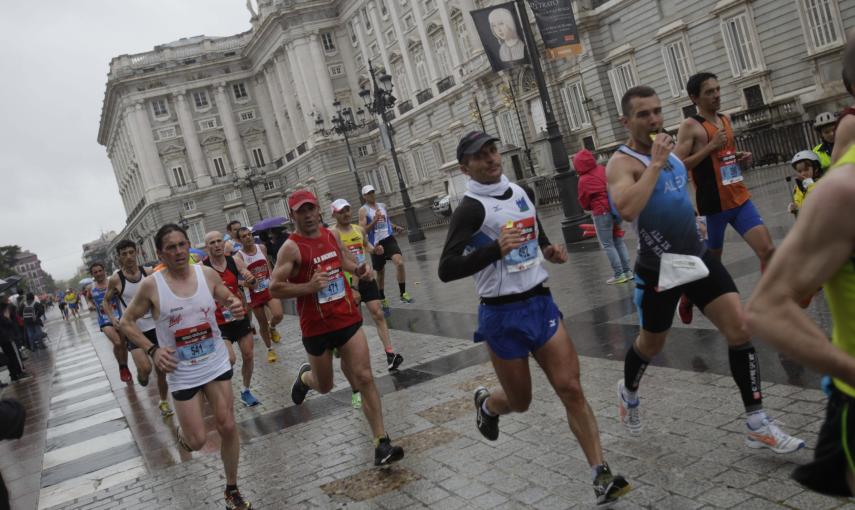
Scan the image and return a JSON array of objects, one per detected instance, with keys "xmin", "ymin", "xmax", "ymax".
[
  {"xmin": 153, "ymin": 265, "xmax": 230, "ymax": 392},
  {"xmin": 464, "ymin": 183, "xmax": 549, "ymax": 298},
  {"xmin": 240, "ymin": 245, "xmax": 271, "ymax": 294},
  {"xmin": 120, "ymin": 267, "xmax": 155, "ymax": 332}
]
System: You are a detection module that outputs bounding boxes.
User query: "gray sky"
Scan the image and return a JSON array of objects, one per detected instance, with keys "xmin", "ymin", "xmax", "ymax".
[{"xmin": 0, "ymin": 1, "xmax": 251, "ymax": 280}]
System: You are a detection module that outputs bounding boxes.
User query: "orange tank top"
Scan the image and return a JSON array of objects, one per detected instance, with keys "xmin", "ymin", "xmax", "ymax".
[{"xmin": 690, "ymin": 114, "xmax": 751, "ymax": 215}]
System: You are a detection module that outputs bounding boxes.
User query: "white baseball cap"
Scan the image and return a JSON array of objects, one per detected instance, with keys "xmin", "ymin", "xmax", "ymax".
[
  {"xmin": 330, "ymin": 198, "xmax": 351, "ymax": 213},
  {"xmin": 361, "ymin": 184, "xmax": 376, "ymax": 195}
]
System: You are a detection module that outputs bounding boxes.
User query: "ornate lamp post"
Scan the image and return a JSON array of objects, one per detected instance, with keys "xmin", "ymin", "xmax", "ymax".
[
  {"xmin": 358, "ymin": 61, "xmax": 425, "ymax": 243},
  {"xmin": 315, "ymin": 101, "xmax": 368, "ymax": 202},
  {"xmin": 232, "ymin": 166, "xmax": 265, "ymax": 220}
]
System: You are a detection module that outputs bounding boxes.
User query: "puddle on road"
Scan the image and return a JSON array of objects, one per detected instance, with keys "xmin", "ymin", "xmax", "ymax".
[{"xmin": 321, "ymin": 466, "xmax": 422, "ymax": 501}]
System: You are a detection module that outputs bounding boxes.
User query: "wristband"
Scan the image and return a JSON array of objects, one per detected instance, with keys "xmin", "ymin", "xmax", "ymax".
[{"xmin": 147, "ymin": 345, "xmax": 159, "ymax": 357}]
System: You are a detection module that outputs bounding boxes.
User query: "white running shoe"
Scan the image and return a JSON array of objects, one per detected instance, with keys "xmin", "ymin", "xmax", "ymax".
[
  {"xmin": 745, "ymin": 418, "xmax": 805, "ymax": 454},
  {"xmin": 617, "ymin": 379, "xmax": 642, "ymax": 435}
]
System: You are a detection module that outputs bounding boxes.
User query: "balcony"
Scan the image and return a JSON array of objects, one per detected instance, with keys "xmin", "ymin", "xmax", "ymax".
[
  {"xmin": 398, "ymin": 100, "xmax": 413, "ymax": 115},
  {"xmin": 173, "ymin": 182, "xmax": 198, "ymax": 194},
  {"xmin": 416, "ymin": 88, "xmax": 433, "ymax": 104},
  {"xmin": 730, "ymin": 100, "xmax": 802, "ymax": 130},
  {"xmin": 128, "ymin": 197, "xmax": 147, "ymax": 223},
  {"xmin": 296, "ymin": 143, "xmax": 307, "ymax": 155},
  {"xmin": 213, "ymin": 174, "xmax": 233, "ymax": 185},
  {"xmin": 437, "ymin": 76, "xmax": 455, "ymax": 93}
]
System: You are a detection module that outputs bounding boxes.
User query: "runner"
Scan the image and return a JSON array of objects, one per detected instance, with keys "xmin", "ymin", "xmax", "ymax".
[
  {"xmin": 812, "ymin": 112, "xmax": 837, "ymax": 176},
  {"xmin": 747, "ymin": 143, "xmax": 855, "ymax": 497},
  {"xmin": 106, "ymin": 240, "xmax": 174, "ymax": 417},
  {"xmin": 58, "ymin": 300, "xmax": 68, "ymax": 321},
  {"xmin": 674, "ymin": 71, "xmax": 773, "ymax": 324},
  {"xmin": 270, "ymin": 189, "xmax": 405, "ymax": 466},
  {"xmin": 88, "ymin": 262, "xmax": 137, "ymax": 384},
  {"xmin": 438, "ymin": 131, "xmax": 631, "ymax": 505},
  {"xmin": 119, "ymin": 223, "xmax": 251, "ymax": 510},
  {"xmin": 358, "ymin": 184, "xmax": 413, "ymax": 315},
  {"xmin": 203, "ymin": 231, "xmax": 262, "ymax": 407},
  {"xmin": 64, "ymin": 289, "xmax": 79, "ymax": 319},
  {"xmin": 606, "ymin": 85, "xmax": 803, "ymax": 453},
  {"xmin": 235, "ymin": 227, "xmax": 283, "ymax": 363},
  {"xmin": 224, "ymin": 220, "xmax": 243, "ymax": 256}
]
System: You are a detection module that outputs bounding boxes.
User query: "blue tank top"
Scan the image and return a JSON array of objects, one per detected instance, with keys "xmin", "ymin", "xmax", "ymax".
[
  {"xmin": 617, "ymin": 146, "xmax": 705, "ymax": 271},
  {"xmin": 90, "ymin": 283, "xmax": 121, "ymax": 327}
]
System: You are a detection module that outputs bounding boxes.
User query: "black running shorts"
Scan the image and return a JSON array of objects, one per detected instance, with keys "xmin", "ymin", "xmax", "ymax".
[
  {"xmin": 127, "ymin": 328, "xmax": 159, "ymax": 351},
  {"xmin": 171, "ymin": 369, "xmax": 234, "ymax": 402},
  {"xmin": 302, "ymin": 321, "xmax": 363, "ymax": 357},
  {"xmin": 633, "ymin": 251, "xmax": 738, "ymax": 333},
  {"xmin": 219, "ymin": 317, "xmax": 253, "ymax": 343},
  {"xmin": 371, "ymin": 237, "xmax": 402, "ymax": 270},
  {"xmin": 357, "ymin": 279, "xmax": 382, "ymax": 303}
]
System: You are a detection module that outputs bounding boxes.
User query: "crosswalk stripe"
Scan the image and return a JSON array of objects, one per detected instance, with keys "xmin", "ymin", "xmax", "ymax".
[
  {"xmin": 48, "ymin": 393, "xmax": 114, "ymax": 421},
  {"xmin": 42, "ymin": 428, "xmax": 133, "ymax": 470},
  {"xmin": 37, "ymin": 457, "xmax": 145, "ymax": 510},
  {"xmin": 52, "ymin": 371, "xmax": 105, "ymax": 388},
  {"xmin": 45, "ymin": 408, "xmax": 125, "ymax": 441},
  {"xmin": 50, "ymin": 381, "xmax": 111, "ymax": 404}
]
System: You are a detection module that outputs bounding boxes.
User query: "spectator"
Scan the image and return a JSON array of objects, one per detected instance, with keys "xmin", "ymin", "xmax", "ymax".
[
  {"xmin": 0, "ymin": 302, "xmax": 29, "ymax": 383},
  {"xmin": 18, "ymin": 293, "xmax": 45, "ymax": 351},
  {"xmin": 0, "ymin": 399, "xmax": 26, "ymax": 510}
]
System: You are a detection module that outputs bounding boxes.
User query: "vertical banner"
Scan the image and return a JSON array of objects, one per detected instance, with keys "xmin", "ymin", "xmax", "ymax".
[
  {"xmin": 471, "ymin": 2, "xmax": 529, "ymax": 72},
  {"xmin": 527, "ymin": 0, "xmax": 582, "ymax": 58}
]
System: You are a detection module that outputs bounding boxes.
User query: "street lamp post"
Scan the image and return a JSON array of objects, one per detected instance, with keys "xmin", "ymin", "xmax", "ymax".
[
  {"xmin": 359, "ymin": 61, "xmax": 425, "ymax": 243},
  {"xmin": 232, "ymin": 166, "xmax": 265, "ymax": 220},
  {"xmin": 315, "ymin": 101, "xmax": 367, "ymax": 203}
]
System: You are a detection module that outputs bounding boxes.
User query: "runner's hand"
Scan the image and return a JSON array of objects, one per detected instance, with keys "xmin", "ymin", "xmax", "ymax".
[
  {"xmin": 498, "ymin": 226, "xmax": 524, "ymax": 256},
  {"xmin": 393, "ymin": 224, "xmax": 405, "ymax": 234},
  {"xmin": 309, "ymin": 271, "xmax": 330, "ymax": 292},
  {"xmin": 708, "ymin": 129, "xmax": 727, "ymax": 151},
  {"xmin": 374, "ymin": 244, "xmax": 385, "ymax": 256},
  {"xmin": 651, "ymin": 133, "xmax": 674, "ymax": 169},
  {"xmin": 737, "ymin": 151, "xmax": 753, "ymax": 168},
  {"xmin": 543, "ymin": 244, "xmax": 568, "ymax": 264},
  {"xmin": 227, "ymin": 296, "xmax": 245, "ymax": 320},
  {"xmin": 155, "ymin": 347, "xmax": 178, "ymax": 373},
  {"xmin": 355, "ymin": 263, "xmax": 370, "ymax": 280}
]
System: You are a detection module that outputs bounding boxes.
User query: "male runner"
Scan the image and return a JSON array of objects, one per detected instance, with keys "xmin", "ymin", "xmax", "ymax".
[
  {"xmin": 270, "ymin": 189, "xmax": 404, "ymax": 466},
  {"xmin": 106, "ymin": 240, "xmax": 173, "ymax": 417},
  {"xmin": 607, "ymin": 85, "xmax": 803, "ymax": 452},
  {"xmin": 438, "ymin": 131, "xmax": 631, "ymax": 505},
  {"xmin": 88, "ymin": 263, "xmax": 138, "ymax": 383},
  {"xmin": 120, "ymin": 224, "xmax": 251, "ymax": 510},
  {"xmin": 358, "ymin": 184, "xmax": 413, "ymax": 313},
  {"xmin": 674, "ymin": 72, "xmax": 772, "ymax": 323},
  {"xmin": 58, "ymin": 300, "xmax": 68, "ymax": 321},
  {"xmin": 224, "ymin": 220, "xmax": 243, "ymax": 256},
  {"xmin": 204, "ymin": 231, "xmax": 261, "ymax": 407},
  {"xmin": 235, "ymin": 227, "xmax": 283, "ymax": 362},
  {"xmin": 64, "ymin": 289, "xmax": 79, "ymax": 319},
  {"xmin": 747, "ymin": 143, "xmax": 855, "ymax": 496}
]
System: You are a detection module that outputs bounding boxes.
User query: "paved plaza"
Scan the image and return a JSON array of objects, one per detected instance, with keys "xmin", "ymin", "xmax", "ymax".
[{"xmin": 1, "ymin": 164, "xmax": 852, "ymax": 509}]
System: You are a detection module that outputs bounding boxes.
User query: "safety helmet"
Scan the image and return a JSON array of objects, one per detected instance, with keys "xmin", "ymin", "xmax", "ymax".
[
  {"xmin": 791, "ymin": 150, "xmax": 820, "ymax": 167},
  {"xmin": 814, "ymin": 111, "xmax": 837, "ymax": 129}
]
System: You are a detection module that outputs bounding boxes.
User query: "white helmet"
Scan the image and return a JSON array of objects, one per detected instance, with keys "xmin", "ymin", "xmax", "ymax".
[
  {"xmin": 814, "ymin": 111, "xmax": 837, "ymax": 129},
  {"xmin": 791, "ymin": 150, "xmax": 820, "ymax": 167}
]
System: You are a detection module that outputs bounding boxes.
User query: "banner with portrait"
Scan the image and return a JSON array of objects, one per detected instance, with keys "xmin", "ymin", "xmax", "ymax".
[
  {"xmin": 471, "ymin": 3, "xmax": 529, "ymax": 72},
  {"xmin": 527, "ymin": 0, "xmax": 582, "ymax": 58}
]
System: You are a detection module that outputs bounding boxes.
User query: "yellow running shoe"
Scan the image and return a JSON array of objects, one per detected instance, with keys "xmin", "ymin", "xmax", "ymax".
[
  {"xmin": 159, "ymin": 401, "xmax": 174, "ymax": 418},
  {"xmin": 267, "ymin": 349, "xmax": 277, "ymax": 363},
  {"xmin": 271, "ymin": 328, "xmax": 281, "ymax": 343}
]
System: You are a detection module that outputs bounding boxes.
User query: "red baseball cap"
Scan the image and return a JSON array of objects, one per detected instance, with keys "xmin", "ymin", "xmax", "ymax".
[{"xmin": 287, "ymin": 189, "xmax": 319, "ymax": 211}]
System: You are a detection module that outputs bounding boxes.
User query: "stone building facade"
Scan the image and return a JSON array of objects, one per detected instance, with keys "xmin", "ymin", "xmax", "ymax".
[{"xmin": 14, "ymin": 251, "xmax": 48, "ymax": 295}]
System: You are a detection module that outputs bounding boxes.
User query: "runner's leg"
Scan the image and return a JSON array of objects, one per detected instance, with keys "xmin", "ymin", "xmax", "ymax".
[
  {"xmin": 484, "ymin": 350, "xmax": 532, "ymax": 415},
  {"xmin": 252, "ymin": 306, "xmax": 272, "ymax": 349},
  {"xmin": 365, "ymin": 300, "xmax": 393, "ymax": 352},
  {"xmin": 102, "ymin": 326, "xmax": 128, "ymax": 368},
  {"xmin": 339, "ymin": 328, "xmax": 386, "ymax": 438},
  {"xmin": 173, "ymin": 392, "xmax": 208, "ymax": 450},
  {"xmin": 238, "ymin": 334, "xmax": 254, "ymax": 389},
  {"xmin": 202, "ymin": 379, "xmax": 240, "ymax": 485}
]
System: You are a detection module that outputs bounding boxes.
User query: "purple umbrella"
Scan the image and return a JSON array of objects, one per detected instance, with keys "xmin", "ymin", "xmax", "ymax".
[{"xmin": 252, "ymin": 216, "xmax": 288, "ymax": 232}]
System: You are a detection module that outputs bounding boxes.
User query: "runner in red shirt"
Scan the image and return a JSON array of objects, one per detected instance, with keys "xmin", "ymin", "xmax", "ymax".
[
  {"xmin": 235, "ymin": 228, "xmax": 284, "ymax": 364},
  {"xmin": 271, "ymin": 189, "xmax": 404, "ymax": 466}
]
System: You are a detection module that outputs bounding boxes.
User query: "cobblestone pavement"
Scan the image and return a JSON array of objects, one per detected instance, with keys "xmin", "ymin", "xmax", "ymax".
[{"xmin": 1, "ymin": 164, "xmax": 850, "ymax": 509}]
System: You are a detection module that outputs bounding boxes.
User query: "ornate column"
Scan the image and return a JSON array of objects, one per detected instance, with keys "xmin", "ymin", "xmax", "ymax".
[
  {"xmin": 173, "ymin": 91, "xmax": 212, "ymax": 186},
  {"xmin": 128, "ymin": 103, "xmax": 169, "ymax": 196},
  {"xmin": 367, "ymin": 3, "xmax": 393, "ymax": 76},
  {"xmin": 308, "ymin": 33, "xmax": 337, "ymax": 120},
  {"xmin": 285, "ymin": 42, "xmax": 317, "ymax": 137},
  {"xmin": 384, "ymin": 0, "xmax": 418, "ymax": 95},
  {"xmin": 214, "ymin": 84, "xmax": 248, "ymax": 170},
  {"xmin": 255, "ymin": 72, "xmax": 290, "ymax": 156},
  {"xmin": 409, "ymin": 0, "xmax": 440, "ymax": 89},
  {"xmin": 273, "ymin": 56, "xmax": 307, "ymax": 143},
  {"xmin": 438, "ymin": 0, "xmax": 462, "ymax": 69}
]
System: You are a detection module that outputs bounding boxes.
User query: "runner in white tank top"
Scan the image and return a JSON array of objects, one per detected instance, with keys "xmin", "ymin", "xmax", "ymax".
[{"xmin": 119, "ymin": 224, "xmax": 252, "ymax": 509}]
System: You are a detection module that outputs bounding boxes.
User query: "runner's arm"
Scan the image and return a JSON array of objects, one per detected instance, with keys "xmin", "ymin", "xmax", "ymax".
[
  {"xmin": 101, "ymin": 275, "xmax": 121, "ymax": 325},
  {"xmin": 747, "ymin": 171, "xmax": 855, "ymax": 388},
  {"xmin": 675, "ymin": 119, "xmax": 719, "ymax": 172},
  {"xmin": 270, "ymin": 241, "xmax": 326, "ymax": 298},
  {"xmin": 438, "ymin": 197, "xmax": 500, "ymax": 282},
  {"xmin": 359, "ymin": 226, "xmax": 376, "ymax": 271},
  {"xmin": 118, "ymin": 279, "xmax": 155, "ymax": 351},
  {"xmin": 832, "ymin": 119, "xmax": 855, "ymax": 164},
  {"xmin": 358, "ymin": 207, "xmax": 374, "ymax": 229},
  {"xmin": 233, "ymin": 254, "xmax": 254, "ymax": 282},
  {"xmin": 336, "ymin": 234, "xmax": 360, "ymax": 274},
  {"xmin": 606, "ymin": 152, "xmax": 662, "ymax": 222},
  {"xmin": 203, "ymin": 266, "xmax": 245, "ymax": 320}
]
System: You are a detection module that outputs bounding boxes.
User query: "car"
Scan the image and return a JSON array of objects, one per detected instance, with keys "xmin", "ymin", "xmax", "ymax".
[{"xmin": 432, "ymin": 195, "xmax": 453, "ymax": 217}]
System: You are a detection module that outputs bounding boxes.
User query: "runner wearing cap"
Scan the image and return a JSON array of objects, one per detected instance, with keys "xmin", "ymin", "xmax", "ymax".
[
  {"xmin": 439, "ymin": 131, "xmax": 631, "ymax": 505},
  {"xmin": 235, "ymin": 227, "xmax": 284, "ymax": 363},
  {"xmin": 358, "ymin": 183, "xmax": 412, "ymax": 315},
  {"xmin": 271, "ymin": 189, "xmax": 405, "ymax": 466}
]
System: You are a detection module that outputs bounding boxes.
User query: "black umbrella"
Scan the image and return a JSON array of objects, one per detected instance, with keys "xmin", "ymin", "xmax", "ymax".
[{"xmin": 0, "ymin": 275, "xmax": 21, "ymax": 295}]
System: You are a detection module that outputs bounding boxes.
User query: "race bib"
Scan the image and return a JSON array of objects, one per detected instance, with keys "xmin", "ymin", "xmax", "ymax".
[
  {"xmin": 719, "ymin": 150, "xmax": 743, "ymax": 185},
  {"xmin": 503, "ymin": 217, "xmax": 541, "ymax": 273},
  {"xmin": 347, "ymin": 244, "xmax": 366, "ymax": 265},
  {"xmin": 175, "ymin": 323, "xmax": 215, "ymax": 365},
  {"xmin": 317, "ymin": 260, "xmax": 347, "ymax": 304},
  {"xmin": 249, "ymin": 261, "xmax": 270, "ymax": 294}
]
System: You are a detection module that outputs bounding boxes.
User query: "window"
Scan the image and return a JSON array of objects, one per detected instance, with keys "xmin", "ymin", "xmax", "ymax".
[
  {"xmin": 411, "ymin": 149, "xmax": 429, "ymax": 181},
  {"xmin": 232, "ymin": 82, "xmax": 248, "ymax": 101},
  {"xmin": 529, "ymin": 99, "xmax": 547, "ymax": 134},
  {"xmin": 394, "ymin": 64, "xmax": 410, "ymax": 100},
  {"xmin": 743, "ymin": 85, "xmax": 765, "ymax": 109},
  {"xmin": 212, "ymin": 157, "xmax": 227, "ymax": 177},
  {"xmin": 187, "ymin": 220, "xmax": 205, "ymax": 246},
  {"xmin": 183, "ymin": 200, "xmax": 196, "ymax": 212},
  {"xmin": 434, "ymin": 37, "xmax": 452, "ymax": 78},
  {"xmin": 266, "ymin": 199, "xmax": 288, "ymax": 219},
  {"xmin": 192, "ymin": 90, "xmax": 209, "ymax": 109},
  {"xmin": 423, "ymin": 0, "xmax": 436, "ymax": 12},
  {"xmin": 497, "ymin": 110, "xmax": 523, "ymax": 147},
  {"xmin": 413, "ymin": 50, "xmax": 429, "ymax": 90},
  {"xmin": 152, "ymin": 99, "xmax": 169, "ymax": 117},
  {"xmin": 357, "ymin": 144, "xmax": 373, "ymax": 157},
  {"xmin": 251, "ymin": 148, "xmax": 266, "ymax": 167},
  {"xmin": 798, "ymin": 0, "xmax": 844, "ymax": 52},
  {"xmin": 321, "ymin": 31, "xmax": 336, "ymax": 53},
  {"xmin": 720, "ymin": 11, "xmax": 762, "ymax": 77},
  {"xmin": 329, "ymin": 64, "xmax": 344, "ymax": 77},
  {"xmin": 171, "ymin": 166, "xmax": 187, "ymax": 187},
  {"xmin": 157, "ymin": 126, "xmax": 177, "ymax": 140},
  {"xmin": 224, "ymin": 189, "xmax": 242, "ymax": 201},
  {"xmin": 560, "ymin": 81, "xmax": 591, "ymax": 130},
  {"xmin": 662, "ymin": 38, "xmax": 693, "ymax": 97},
  {"xmin": 348, "ymin": 21, "xmax": 358, "ymax": 45},
  {"xmin": 454, "ymin": 16, "xmax": 472, "ymax": 57},
  {"xmin": 226, "ymin": 209, "xmax": 250, "ymax": 227},
  {"xmin": 404, "ymin": 14, "xmax": 415, "ymax": 30},
  {"xmin": 263, "ymin": 180, "xmax": 277, "ymax": 191},
  {"xmin": 238, "ymin": 110, "xmax": 255, "ymax": 122},
  {"xmin": 385, "ymin": 28, "xmax": 396, "ymax": 44},
  {"xmin": 432, "ymin": 140, "xmax": 446, "ymax": 165},
  {"xmin": 198, "ymin": 118, "xmax": 218, "ymax": 130},
  {"xmin": 607, "ymin": 61, "xmax": 637, "ymax": 109}
]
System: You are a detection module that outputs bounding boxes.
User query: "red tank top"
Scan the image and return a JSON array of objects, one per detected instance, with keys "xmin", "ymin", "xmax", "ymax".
[
  {"xmin": 289, "ymin": 227, "xmax": 361, "ymax": 337},
  {"xmin": 202, "ymin": 256, "xmax": 242, "ymax": 325}
]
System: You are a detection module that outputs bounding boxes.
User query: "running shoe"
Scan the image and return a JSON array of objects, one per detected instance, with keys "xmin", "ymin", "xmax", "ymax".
[
  {"xmin": 137, "ymin": 372, "xmax": 149, "ymax": 387},
  {"xmin": 381, "ymin": 298, "xmax": 391, "ymax": 317},
  {"xmin": 617, "ymin": 379, "xmax": 642, "ymax": 435},
  {"xmin": 351, "ymin": 391, "xmax": 362, "ymax": 409},
  {"xmin": 606, "ymin": 274, "xmax": 630, "ymax": 285},
  {"xmin": 224, "ymin": 488, "xmax": 252, "ymax": 510},
  {"xmin": 271, "ymin": 328, "xmax": 281, "ymax": 343},
  {"xmin": 745, "ymin": 418, "xmax": 805, "ymax": 453},
  {"xmin": 622, "ymin": 270, "xmax": 634, "ymax": 281},
  {"xmin": 119, "ymin": 366, "xmax": 132, "ymax": 383},
  {"xmin": 387, "ymin": 352, "xmax": 404, "ymax": 371},
  {"xmin": 400, "ymin": 291, "xmax": 414, "ymax": 303},
  {"xmin": 240, "ymin": 389, "xmax": 261, "ymax": 407},
  {"xmin": 159, "ymin": 401, "xmax": 174, "ymax": 417},
  {"xmin": 678, "ymin": 294, "xmax": 693, "ymax": 324},
  {"xmin": 593, "ymin": 463, "xmax": 632, "ymax": 505},
  {"xmin": 374, "ymin": 435, "xmax": 404, "ymax": 466},
  {"xmin": 474, "ymin": 386, "xmax": 499, "ymax": 440},
  {"xmin": 291, "ymin": 363, "xmax": 311, "ymax": 405},
  {"xmin": 267, "ymin": 349, "xmax": 277, "ymax": 363}
]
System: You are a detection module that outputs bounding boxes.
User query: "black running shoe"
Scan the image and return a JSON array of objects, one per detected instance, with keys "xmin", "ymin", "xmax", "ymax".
[
  {"xmin": 374, "ymin": 435, "xmax": 405, "ymax": 466},
  {"xmin": 291, "ymin": 363, "xmax": 311, "ymax": 405},
  {"xmin": 593, "ymin": 463, "xmax": 631, "ymax": 505},
  {"xmin": 387, "ymin": 352, "xmax": 404, "ymax": 371},
  {"xmin": 224, "ymin": 488, "xmax": 252, "ymax": 509},
  {"xmin": 474, "ymin": 386, "xmax": 499, "ymax": 441}
]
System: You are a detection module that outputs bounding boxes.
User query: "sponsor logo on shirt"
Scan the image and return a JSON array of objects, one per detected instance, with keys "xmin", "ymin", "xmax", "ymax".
[
  {"xmin": 516, "ymin": 197, "xmax": 529, "ymax": 212},
  {"xmin": 312, "ymin": 251, "xmax": 337, "ymax": 265}
]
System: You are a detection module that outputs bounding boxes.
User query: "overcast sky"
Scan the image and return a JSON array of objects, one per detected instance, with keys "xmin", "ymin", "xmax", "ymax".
[{"xmin": 0, "ymin": 1, "xmax": 251, "ymax": 280}]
